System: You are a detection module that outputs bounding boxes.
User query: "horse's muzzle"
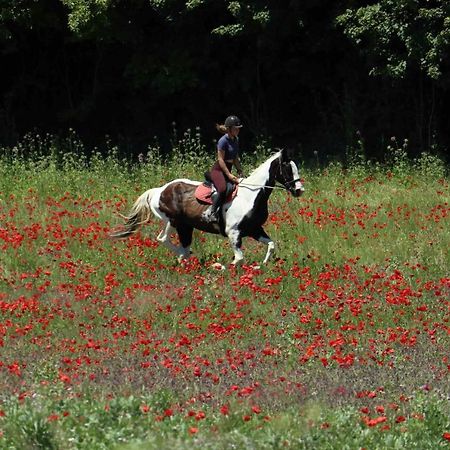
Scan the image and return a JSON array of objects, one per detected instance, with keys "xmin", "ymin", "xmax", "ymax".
[
  {"xmin": 292, "ymin": 188, "xmax": 304, "ymax": 197},
  {"xmin": 291, "ymin": 179, "xmax": 304, "ymax": 197},
  {"xmin": 286, "ymin": 179, "xmax": 304, "ymax": 197}
]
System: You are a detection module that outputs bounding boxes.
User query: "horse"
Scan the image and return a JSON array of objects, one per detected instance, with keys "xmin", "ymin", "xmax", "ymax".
[{"xmin": 111, "ymin": 148, "xmax": 304, "ymax": 267}]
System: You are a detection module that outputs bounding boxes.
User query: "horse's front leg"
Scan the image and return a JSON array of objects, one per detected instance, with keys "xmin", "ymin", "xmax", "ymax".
[
  {"xmin": 253, "ymin": 228, "xmax": 275, "ymax": 264},
  {"xmin": 227, "ymin": 228, "xmax": 244, "ymax": 266}
]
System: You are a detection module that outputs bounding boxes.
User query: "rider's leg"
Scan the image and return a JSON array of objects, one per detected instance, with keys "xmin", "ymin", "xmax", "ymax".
[
  {"xmin": 204, "ymin": 165, "xmax": 227, "ymax": 221},
  {"xmin": 210, "ymin": 190, "xmax": 225, "ymax": 217}
]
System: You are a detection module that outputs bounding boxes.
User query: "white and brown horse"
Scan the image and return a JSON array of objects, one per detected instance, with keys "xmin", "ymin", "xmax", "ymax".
[{"xmin": 111, "ymin": 149, "xmax": 304, "ymax": 266}]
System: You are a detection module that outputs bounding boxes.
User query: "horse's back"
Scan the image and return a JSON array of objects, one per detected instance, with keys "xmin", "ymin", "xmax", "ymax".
[{"xmin": 159, "ymin": 179, "xmax": 210, "ymax": 221}]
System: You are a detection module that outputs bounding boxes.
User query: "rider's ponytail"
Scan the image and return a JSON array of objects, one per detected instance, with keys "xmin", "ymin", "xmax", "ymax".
[{"xmin": 216, "ymin": 124, "xmax": 228, "ymax": 134}]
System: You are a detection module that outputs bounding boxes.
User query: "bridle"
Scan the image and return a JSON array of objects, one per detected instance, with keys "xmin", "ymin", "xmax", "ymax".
[
  {"xmin": 276, "ymin": 154, "xmax": 301, "ymax": 191},
  {"xmin": 281, "ymin": 178, "xmax": 301, "ymax": 190},
  {"xmin": 239, "ymin": 154, "xmax": 301, "ymax": 191}
]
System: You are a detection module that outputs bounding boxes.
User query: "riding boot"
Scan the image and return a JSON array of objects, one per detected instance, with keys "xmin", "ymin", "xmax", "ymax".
[{"xmin": 204, "ymin": 192, "xmax": 223, "ymax": 222}]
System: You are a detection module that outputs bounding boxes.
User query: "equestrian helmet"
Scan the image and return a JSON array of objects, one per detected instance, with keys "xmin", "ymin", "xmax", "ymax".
[{"xmin": 224, "ymin": 115, "xmax": 243, "ymax": 128}]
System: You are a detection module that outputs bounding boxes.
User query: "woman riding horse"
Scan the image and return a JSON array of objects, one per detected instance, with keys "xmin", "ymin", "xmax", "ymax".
[
  {"xmin": 111, "ymin": 148, "xmax": 304, "ymax": 267},
  {"xmin": 203, "ymin": 115, "xmax": 245, "ymax": 222}
]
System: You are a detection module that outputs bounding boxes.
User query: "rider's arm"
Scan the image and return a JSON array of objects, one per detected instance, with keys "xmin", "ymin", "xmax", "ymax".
[
  {"xmin": 218, "ymin": 149, "xmax": 239, "ymax": 183},
  {"xmin": 233, "ymin": 155, "xmax": 244, "ymax": 178}
]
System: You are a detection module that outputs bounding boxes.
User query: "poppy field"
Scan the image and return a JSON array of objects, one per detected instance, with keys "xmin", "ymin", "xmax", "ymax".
[{"xmin": 0, "ymin": 141, "xmax": 449, "ymax": 449}]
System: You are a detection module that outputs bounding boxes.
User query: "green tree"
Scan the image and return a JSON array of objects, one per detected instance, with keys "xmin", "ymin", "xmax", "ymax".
[
  {"xmin": 336, "ymin": 1, "xmax": 450, "ymax": 81},
  {"xmin": 1, "ymin": 0, "xmax": 450, "ymax": 157}
]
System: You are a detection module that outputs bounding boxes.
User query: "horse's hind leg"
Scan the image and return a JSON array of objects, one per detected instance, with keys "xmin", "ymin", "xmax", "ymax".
[
  {"xmin": 157, "ymin": 222, "xmax": 183, "ymax": 256},
  {"xmin": 176, "ymin": 224, "xmax": 193, "ymax": 262},
  {"xmin": 157, "ymin": 221, "xmax": 193, "ymax": 262}
]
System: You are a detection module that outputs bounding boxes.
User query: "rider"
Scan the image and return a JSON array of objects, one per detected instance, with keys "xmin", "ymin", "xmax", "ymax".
[{"xmin": 204, "ymin": 115, "xmax": 244, "ymax": 222}]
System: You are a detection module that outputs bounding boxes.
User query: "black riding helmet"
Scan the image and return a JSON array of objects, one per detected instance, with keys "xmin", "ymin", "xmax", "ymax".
[{"xmin": 224, "ymin": 115, "xmax": 243, "ymax": 128}]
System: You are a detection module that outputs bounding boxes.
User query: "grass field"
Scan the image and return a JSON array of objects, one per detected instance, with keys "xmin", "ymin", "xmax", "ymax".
[{"xmin": 0, "ymin": 137, "xmax": 449, "ymax": 449}]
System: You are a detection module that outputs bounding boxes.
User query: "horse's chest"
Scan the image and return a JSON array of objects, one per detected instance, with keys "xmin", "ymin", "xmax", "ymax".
[
  {"xmin": 252, "ymin": 190, "xmax": 269, "ymax": 218},
  {"xmin": 231, "ymin": 197, "xmax": 268, "ymax": 234},
  {"xmin": 248, "ymin": 202, "xmax": 268, "ymax": 224}
]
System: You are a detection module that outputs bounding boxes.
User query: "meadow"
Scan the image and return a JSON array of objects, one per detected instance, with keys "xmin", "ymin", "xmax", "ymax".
[{"xmin": 0, "ymin": 134, "xmax": 449, "ymax": 449}]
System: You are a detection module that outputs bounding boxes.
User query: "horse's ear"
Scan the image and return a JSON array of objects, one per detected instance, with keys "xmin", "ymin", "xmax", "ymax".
[{"xmin": 280, "ymin": 147, "xmax": 294, "ymax": 161}]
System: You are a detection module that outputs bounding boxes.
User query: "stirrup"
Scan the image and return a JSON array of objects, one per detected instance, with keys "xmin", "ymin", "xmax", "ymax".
[{"xmin": 202, "ymin": 207, "xmax": 218, "ymax": 223}]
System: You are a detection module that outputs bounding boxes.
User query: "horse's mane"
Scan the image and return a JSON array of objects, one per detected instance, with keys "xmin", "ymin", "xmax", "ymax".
[{"xmin": 245, "ymin": 151, "xmax": 281, "ymax": 181}]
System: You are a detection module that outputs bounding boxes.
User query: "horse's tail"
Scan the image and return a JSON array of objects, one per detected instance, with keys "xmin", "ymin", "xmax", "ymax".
[{"xmin": 110, "ymin": 188, "xmax": 157, "ymax": 239}]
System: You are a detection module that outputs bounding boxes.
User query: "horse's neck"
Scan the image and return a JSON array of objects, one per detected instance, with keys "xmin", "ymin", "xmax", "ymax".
[{"xmin": 244, "ymin": 157, "xmax": 277, "ymax": 188}]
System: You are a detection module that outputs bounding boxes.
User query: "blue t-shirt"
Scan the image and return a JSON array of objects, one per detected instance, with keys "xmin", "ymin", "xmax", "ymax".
[{"xmin": 217, "ymin": 134, "xmax": 239, "ymax": 160}]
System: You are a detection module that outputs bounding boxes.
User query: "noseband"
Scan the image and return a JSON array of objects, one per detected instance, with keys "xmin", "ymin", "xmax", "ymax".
[{"xmin": 277, "ymin": 154, "xmax": 301, "ymax": 190}]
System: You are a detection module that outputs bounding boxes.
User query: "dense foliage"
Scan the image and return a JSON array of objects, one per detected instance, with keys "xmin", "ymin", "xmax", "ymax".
[{"xmin": 1, "ymin": 1, "xmax": 450, "ymax": 159}]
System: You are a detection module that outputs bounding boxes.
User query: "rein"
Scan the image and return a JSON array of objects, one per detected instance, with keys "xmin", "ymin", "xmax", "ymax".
[{"xmin": 238, "ymin": 181, "xmax": 289, "ymax": 191}]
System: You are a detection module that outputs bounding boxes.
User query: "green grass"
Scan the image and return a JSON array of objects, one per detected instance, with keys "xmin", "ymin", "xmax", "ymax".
[{"xmin": 0, "ymin": 139, "xmax": 449, "ymax": 448}]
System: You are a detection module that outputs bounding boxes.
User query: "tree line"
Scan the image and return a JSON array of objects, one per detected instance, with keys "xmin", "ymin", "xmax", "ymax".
[{"xmin": 1, "ymin": 0, "xmax": 449, "ymax": 161}]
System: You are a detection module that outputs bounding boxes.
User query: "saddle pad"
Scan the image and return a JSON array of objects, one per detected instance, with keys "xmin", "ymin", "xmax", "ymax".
[{"xmin": 195, "ymin": 183, "xmax": 237, "ymax": 205}]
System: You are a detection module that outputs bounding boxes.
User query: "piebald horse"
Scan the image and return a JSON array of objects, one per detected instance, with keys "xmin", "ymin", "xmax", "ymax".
[{"xmin": 111, "ymin": 149, "xmax": 304, "ymax": 266}]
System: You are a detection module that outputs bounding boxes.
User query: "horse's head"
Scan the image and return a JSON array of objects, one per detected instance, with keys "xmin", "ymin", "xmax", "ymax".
[{"xmin": 275, "ymin": 149, "xmax": 304, "ymax": 197}]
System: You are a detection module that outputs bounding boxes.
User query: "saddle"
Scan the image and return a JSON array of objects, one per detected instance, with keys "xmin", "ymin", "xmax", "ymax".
[{"xmin": 194, "ymin": 172, "xmax": 238, "ymax": 205}]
